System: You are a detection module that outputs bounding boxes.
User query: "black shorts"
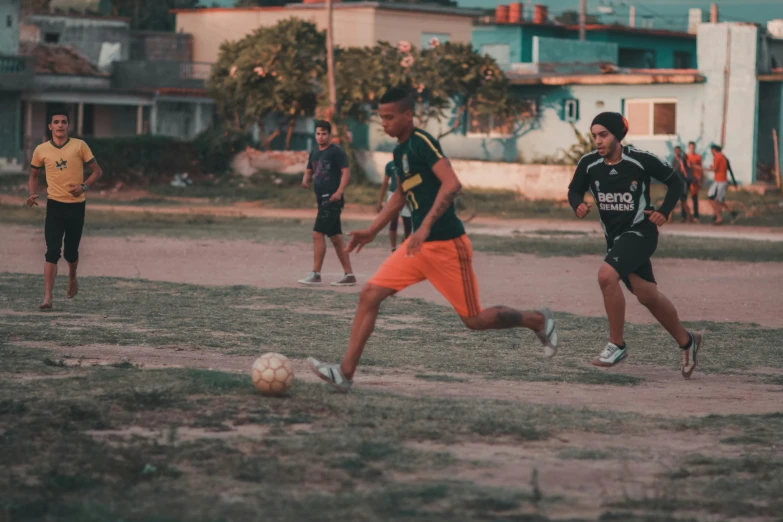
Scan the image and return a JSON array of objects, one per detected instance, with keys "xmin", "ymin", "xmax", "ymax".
[
  {"xmin": 313, "ymin": 199, "xmax": 343, "ymax": 237},
  {"xmin": 45, "ymin": 199, "xmax": 86, "ymax": 264},
  {"xmin": 605, "ymin": 226, "xmax": 658, "ymax": 292}
]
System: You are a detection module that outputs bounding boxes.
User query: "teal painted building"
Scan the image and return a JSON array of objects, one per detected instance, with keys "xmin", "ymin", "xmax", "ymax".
[
  {"xmin": 472, "ymin": 22, "xmax": 697, "ymax": 69},
  {"xmin": 0, "ymin": 0, "xmax": 31, "ymax": 168}
]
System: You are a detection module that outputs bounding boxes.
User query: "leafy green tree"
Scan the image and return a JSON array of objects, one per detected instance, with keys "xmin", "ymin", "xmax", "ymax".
[{"xmin": 207, "ymin": 18, "xmax": 325, "ymax": 150}]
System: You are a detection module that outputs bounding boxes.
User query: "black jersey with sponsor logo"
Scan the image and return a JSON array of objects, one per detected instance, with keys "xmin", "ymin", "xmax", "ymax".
[{"xmin": 568, "ymin": 146, "xmax": 683, "ymax": 241}]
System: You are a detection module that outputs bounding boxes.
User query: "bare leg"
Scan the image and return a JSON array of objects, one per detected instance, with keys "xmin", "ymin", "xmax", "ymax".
[
  {"xmin": 598, "ymin": 263, "xmax": 626, "ymax": 345},
  {"xmin": 329, "ymin": 235, "xmax": 354, "ymax": 274},
  {"xmin": 312, "ymin": 232, "xmax": 327, "ymax": 273},
  {"xmin": 460, "ymin": 307, "xmax": 544, "ymax": 332},
  {"xmin": 341, "ymin": 284, "xmax": 396, "ymax": 379},
  {"xmin": 40, "ymin": 262, "xmax": 57, "ymax": 309},
  {"xmin": 66, "ymin": 260, "xmax": 79, "ymax": 298},
  {"xmin": 710, "ymin": 200, "xmax": 723, "ymax": 223},
  {"xmin": 628, "ymin": 275, "xmax": 690, "ymax": 346}
]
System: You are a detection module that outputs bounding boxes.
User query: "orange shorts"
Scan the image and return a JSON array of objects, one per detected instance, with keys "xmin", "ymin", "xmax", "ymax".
[{"xmin": 368, "ymin": 234, "xmax": 482, "ymax": 317}]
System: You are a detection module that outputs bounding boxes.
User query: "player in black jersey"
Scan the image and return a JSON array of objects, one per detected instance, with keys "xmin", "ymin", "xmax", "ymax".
[{"xmin": 568, "ymin": 112, "xmax": 703, "ymax": 379}]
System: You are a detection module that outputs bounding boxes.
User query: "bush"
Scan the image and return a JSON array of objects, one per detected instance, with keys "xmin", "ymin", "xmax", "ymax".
[
  {"xmin": 192, "ymin": 127, "xmax": 250, "ymax": 176},
  {"xmin": 87, "ymin": 136, "xmax": 199, "ymax": 187},
  {"xmin": 86, "ymin": 130, "xmax": 249, "ymax": 187}
]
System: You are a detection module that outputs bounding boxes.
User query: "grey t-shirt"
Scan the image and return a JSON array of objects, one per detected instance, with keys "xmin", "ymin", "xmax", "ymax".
[{"xmin": 307, "ymin": 144, "xmax": 349, "ymax": 200}]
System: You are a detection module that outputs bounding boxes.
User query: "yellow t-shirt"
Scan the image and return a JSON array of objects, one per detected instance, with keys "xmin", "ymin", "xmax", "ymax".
[{"xmin": 31, "ymin": 138, "xmax": 95, "ymax": 203}]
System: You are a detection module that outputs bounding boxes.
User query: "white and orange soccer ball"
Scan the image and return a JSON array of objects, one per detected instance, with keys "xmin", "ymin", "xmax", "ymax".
[{"xmin": 251, "ymin": 353, "xmax": 294, "ymax": 396}]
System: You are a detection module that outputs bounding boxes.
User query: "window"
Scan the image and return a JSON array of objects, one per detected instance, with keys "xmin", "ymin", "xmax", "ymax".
[
  {"xmin": 624, "ymin": 99, "xmax": 676, "ymax": 137},
  {"xmin": 562, "ymin": 99, "xmax": 580, "ymax": 123},
  {"xmin": 468, "ymin": 98, "xmax": 536, "ymax": 136},
  {"xmin": 673, "ymin": 51, "xmax": 692, "ymax": 69},
  {"xmin": 481, "ymin": 44, "xmax": 510, "ymax": 68},
  {"xmin": 421, "ymin": 32, "xmax": 449, "ymax": 50},
  {"xmin": 44, "ymin": 32, "xmax": 60, "ymax": 44},
  {"xmin": 618, "ymin": 48, "xmax": 656, "ymax": 69}
]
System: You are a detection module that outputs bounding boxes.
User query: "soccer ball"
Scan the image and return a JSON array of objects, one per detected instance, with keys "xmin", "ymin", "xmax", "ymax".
[{"xmin": 251, "ymin": 353, "xmax": 294, "ymax": 396}]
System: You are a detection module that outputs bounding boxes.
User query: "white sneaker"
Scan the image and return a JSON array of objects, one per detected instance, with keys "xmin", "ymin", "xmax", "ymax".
[
  {"xmin": 592, "ymin": 342, "xmax": 628, "ymax": 367},
  {"xmin": 298, "ymin": 272, "xmax": 322, "ymax": 285},
  {"xmin": 681, "ymin": 332, "xmax": 702, "ymax": 379},
  {"xmin": 534, "ymin": 307, "xmax": 558, "ymax": 358},
  {"xmin": 307, "ymin": 357, "xmax": 353, "ymax": 393}
]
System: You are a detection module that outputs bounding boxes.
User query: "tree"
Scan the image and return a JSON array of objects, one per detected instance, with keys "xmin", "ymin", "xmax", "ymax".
[
  {"xmin": 207, "ymin": 18, "xmax": 325, "ymax": 150},
  {"xmin": 328, "ymin": 40, "xmax": 514, "ymax": 140}
]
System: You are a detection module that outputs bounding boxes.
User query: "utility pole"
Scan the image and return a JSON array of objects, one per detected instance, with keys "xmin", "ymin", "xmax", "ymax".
[
  {"xmin": 326, "ymin": 0, "xmax": 337, "ymax": 125},
  {"xmin": 579, "ymin": 0, "xmax": 586, "ymax": 41}
]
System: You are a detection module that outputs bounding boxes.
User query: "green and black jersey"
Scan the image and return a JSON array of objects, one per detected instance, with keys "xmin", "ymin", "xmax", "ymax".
[{"xmin": 392, "ymin": 128, "xmax": 464, "ymax": 242}]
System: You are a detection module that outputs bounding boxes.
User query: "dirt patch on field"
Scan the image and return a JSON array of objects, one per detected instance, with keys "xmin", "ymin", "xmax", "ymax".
[
  {"xmin": 18, "ymin": 342, "xmax": 783, "ymax": 417},
  {"xmin": 2, "ymin": 225, "xmax": 782, "ymax": 327}
]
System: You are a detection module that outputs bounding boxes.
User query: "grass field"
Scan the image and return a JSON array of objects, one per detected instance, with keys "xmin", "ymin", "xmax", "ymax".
[
  {"xmin": 2, "ymin": 182, "xmax": 782, "ymax": 520},
  {"xmin": 3, "ymin": 204, "xmax": 783, "ymax": 263},
  {"xmin": 2, "ymin": 274, "xmax": 783, "ymax": 521},
  {"xmin": 5, "ymin": 171, "xmax": 782, "ymax": 225}
]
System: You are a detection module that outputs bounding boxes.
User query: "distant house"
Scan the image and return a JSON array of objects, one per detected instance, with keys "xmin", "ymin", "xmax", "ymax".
[
  {"xmin": 362, "ymin": 21, "xmax": 783, "ymax": 186},
  {"xmin": 0, "ymin": 9, "xmax": 217, "ymax": 166},
  {"xmin": 173, "ymin": 1, "xmax": 483, "ymax": 65}
]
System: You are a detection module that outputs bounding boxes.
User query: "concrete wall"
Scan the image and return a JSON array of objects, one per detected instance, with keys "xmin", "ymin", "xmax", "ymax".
[
  {"xmin": 177, "ymin": 7, "xmax": 475, "ymax": 64},
  {"xmin": 26, "ymin": 14, "xmax": 130, "ymax": 65},
  {"xmin": 533, "ymin": 36, "xmax": 617, "ymax": 64},
  {"xmin": 373, "ymin": 9, "xmax": 473, "ymax": 47},
  {"xmin": 130, "ymin": 31, "xmax": 193, "ymax": 62},
  {"xmin": 0, "ymin": 92, "xmax": 21, "ymax": 160},
  {"xmin": 93, "ymin": 104, "xmax": 113, "ymax": 138},
  {"xmin": 231, "ymin": 148, "xmax": 573, "ymax": 200},
  {"xmin": 0, "ymin": 0, "xmax": 20, "ymax": 55},
  {"xmin": 698, "ymin": 23, "xmax": 759, "ymax": 184}
]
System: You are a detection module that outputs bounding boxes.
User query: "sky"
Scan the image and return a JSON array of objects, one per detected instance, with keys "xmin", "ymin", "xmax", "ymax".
[
  {"xmin": 202, "ymin": 1, "xmax": 782, "ymax": 30},
  {"xmin": 457, "ymin": 0, "xmax": 782, "ymax": 30}
]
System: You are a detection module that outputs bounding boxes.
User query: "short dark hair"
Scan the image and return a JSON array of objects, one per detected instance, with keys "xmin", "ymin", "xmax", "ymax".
[
  {"xmin": 315, "ymin": 120, "xmax": 331, "ymax": 134},
  {"xmin": 688, "ymin": 141, "xmax": 696, "ymax": 146},
  {"xmin": 379, "ymin": 87, "xmax": 414, "ymax": 112},
  {"xmin": 711, "ymin": 144, "xmax": 722, "ymax": 152},
  {"xmin": 674, "ymin": 145, "xmax": 682, "ymax": 150},
  {"xmin": 48, "ymin": 107, "xmax": 69, "ymax": 123}
]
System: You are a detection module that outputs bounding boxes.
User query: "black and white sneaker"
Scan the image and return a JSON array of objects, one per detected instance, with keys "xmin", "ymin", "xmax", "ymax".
[{"xmin": 307, "ymin": 357, "xmax": 353, "ymax": 393}]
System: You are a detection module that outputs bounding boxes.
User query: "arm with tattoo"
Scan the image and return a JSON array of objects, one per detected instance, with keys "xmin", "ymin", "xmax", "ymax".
[{"xmin": 420, "ymin": 158, "xmax": 462, "ymax": 231}]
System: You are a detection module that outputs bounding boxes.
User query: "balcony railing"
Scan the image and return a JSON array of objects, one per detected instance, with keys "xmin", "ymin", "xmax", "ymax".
[
  {"xmin": 180, "ymin": 62, "xmax": 212, "ymax": 80},
  {"xmin": 112, "ymin": 61, "xmax": 214, "ymax": 91},
  {"xmin": 0, "ymin": 55, "xmax": 27, "ymax": 73},
  {"xmin": 0, "ymin": 55, "xmax": 34, "ymax": 91}
]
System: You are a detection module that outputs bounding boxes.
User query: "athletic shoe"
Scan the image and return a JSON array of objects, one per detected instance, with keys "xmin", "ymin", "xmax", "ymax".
[
  {"xmin": 534, "ymin": 307, "xmax": 558, "ymax": 358},
  {"xmin": 681, "ymin": 332, "xmax": 702, "ymax": 379},
  {"xmin": 307, "ymin": 357, "xmax": 353, "ymax": 393},
  {"xmin": 331, "ymin": 274, "xmax": 357, "ymax": 287},
  {"xmin": 298, "ymin": 272, "xmax": 322, "ymax": 285},
  {"xmin": 592, "ymin": 342, "xmax": 628, "ymax": 367}
]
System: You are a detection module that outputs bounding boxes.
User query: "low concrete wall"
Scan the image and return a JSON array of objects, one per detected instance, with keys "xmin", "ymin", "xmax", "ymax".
[
  {"xmin": 231, "ymin": 148, "xmax": 574, "ymax": 200},
  {"xmin": 361, "ymin": 152, "xmax": 573, "ymax": 201}
]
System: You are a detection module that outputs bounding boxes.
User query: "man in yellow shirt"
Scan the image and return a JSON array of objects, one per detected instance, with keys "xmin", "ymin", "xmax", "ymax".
[{"xmin": 26, "ymin": 108, "xmax": 103, "ymax": 310}]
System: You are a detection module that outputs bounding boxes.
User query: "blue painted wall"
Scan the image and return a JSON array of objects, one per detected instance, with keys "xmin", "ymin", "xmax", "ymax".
[
  {"xmin": 583, "ymin": 30, "xmax": 696, "ymax": 69},
  {"xmin": 473, "ymin": 24, "xmax": 696, "ymax": 69}
]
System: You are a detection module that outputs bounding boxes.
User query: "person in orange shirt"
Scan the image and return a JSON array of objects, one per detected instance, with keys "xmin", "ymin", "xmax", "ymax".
[
  {"xmin": 706, "ymin": 144, "xmax": 738, "ymax": 225},
  {"xmin": 685, "ymin": 142, "xmax": 703, "ymax": 222},
  {"xmin": 26, "ymin": 108, "xmax": 103, "ymax": 310}
]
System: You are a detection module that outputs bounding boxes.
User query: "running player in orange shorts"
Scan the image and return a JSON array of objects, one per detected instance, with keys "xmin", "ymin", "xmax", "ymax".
[{"xmin": 307, "ymin": 88, "xmax": 558, "ymax": 392}]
